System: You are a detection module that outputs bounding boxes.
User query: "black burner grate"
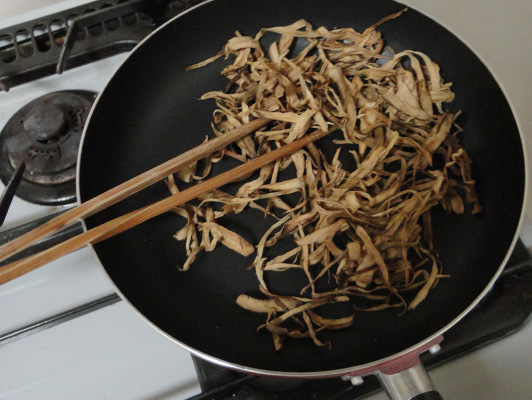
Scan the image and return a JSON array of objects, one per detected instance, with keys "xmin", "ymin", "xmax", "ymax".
[{"xmin": 0, "ymin": 0, "xmax": 206, "ymax": 91}]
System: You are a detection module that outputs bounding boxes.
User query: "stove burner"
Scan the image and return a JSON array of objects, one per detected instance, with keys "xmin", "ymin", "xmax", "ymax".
[{"xmin": 0, "ymin": 90, "xmax": 96, "ymax": 205}]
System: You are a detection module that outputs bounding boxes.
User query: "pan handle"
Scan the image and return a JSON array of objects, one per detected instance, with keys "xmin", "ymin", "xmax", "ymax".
[{"xmin": 376, "ymin": 362, "xmax": 443, "ymax": 400}]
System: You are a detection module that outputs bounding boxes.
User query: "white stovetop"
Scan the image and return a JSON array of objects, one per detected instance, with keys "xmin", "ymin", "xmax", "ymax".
[{"xmin": 0, "ymin": 1, "xmax": 531, "ymax": 399}]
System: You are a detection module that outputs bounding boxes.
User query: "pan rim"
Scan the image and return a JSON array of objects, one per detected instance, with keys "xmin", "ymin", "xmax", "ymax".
[{"xmin": 76, "ymin": 0, "xmax": 528, "ymax": 378}]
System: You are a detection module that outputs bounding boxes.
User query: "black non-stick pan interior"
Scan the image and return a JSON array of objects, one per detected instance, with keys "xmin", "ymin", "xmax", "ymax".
[{"xmin": 78, "ymin": 0, "xmax": 525, "ymax": 374}]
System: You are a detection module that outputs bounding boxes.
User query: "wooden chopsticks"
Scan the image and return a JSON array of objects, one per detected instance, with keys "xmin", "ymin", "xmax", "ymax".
[
  {"xmin": 0, "ymin": 123, "xmax": 334, "ymax": 285},
  {"xmin": 0, "ymin": 118, "xmax": 269, "ymax": 265}
]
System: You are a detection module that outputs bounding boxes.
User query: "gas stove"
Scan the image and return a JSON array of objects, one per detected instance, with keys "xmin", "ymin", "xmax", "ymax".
[{"xmin": 0, "ymin": 1, "xmax": 531, "ymax": 399}]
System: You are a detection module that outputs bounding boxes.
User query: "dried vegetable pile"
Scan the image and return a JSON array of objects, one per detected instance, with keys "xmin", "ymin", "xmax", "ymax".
[{"xmin": 168, "ymin": 10, "xmax": 482, "ymax": 350}]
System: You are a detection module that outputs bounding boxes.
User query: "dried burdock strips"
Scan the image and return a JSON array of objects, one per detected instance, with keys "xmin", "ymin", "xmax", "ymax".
[{"xmin": 173, "ymin": 11, "xmax": 481, "ymax": 349}]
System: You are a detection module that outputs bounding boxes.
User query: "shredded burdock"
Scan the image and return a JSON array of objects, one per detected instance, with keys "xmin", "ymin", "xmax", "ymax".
[{"xmin": 167, "ymin": 9, "xmax": 481, "ymax": 350}]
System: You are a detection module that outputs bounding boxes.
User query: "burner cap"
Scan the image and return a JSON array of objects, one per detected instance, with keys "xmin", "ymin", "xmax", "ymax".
[
  {"xmin": 0, "ymin": 90, "xmax": 96, "ymax": 205},
  {"xmin": 23, "ymin": 102, "xmax": 68, "ymax": 142}
]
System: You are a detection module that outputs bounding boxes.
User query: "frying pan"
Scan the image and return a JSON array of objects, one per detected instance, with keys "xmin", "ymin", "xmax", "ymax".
[{"xmin": 77, "ymin": 0, "xmax": 526, "ymax": 398}]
